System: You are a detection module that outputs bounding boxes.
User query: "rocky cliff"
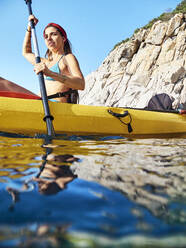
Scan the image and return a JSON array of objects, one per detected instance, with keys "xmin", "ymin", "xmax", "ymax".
[{"xmin": 79, "ymin": 13, "xmax": 186, "ymax": 109}]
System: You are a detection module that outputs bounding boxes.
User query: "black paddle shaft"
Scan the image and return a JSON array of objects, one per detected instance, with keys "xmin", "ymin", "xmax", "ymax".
[{"xmin": 24, "ymin": 0, "xmax": 55, "ymax": 137}]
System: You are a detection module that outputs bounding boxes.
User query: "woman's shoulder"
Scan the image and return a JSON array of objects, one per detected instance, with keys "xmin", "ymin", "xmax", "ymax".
[
  {"xmin": 64, "ymin": 53, "xmax": 76, "ymax": 60},
  {"xmin": 64, "ymin": 53, "xmax": 79, "ymax": 65}
]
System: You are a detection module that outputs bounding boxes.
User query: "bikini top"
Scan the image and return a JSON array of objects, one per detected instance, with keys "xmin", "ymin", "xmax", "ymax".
[
  {"xmin": 45, "ymin": 54, "xmax": 64, "ymax": 81},
  {"xmin": 44, "ymin": 54, "xmax": 79, "ymax": 104}
]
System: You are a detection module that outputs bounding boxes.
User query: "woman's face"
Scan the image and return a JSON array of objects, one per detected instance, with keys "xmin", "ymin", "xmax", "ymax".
[{"xmin": 44, "ymin": 26, "xmax": 65, "ymax": 52}]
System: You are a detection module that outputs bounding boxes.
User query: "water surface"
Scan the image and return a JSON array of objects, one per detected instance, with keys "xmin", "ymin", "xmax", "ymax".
[{"xmin": 0, "ymin": 134, "xmax": 186, "ymax": 247}]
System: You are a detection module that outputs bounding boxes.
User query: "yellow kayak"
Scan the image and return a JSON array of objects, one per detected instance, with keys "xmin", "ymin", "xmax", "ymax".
[{"xmin": 0, "ymin": 96, "xmax": 186, "ymax": 138}]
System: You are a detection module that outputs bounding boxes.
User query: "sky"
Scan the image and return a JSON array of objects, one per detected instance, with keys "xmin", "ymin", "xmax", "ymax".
[{"xmin": 0, "ymin": 0, "xmax": 181, "ymax": 94}]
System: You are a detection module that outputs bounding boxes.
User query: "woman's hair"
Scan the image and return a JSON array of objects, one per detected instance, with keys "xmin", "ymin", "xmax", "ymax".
[{"xmin": 43, "ymin": 23, "xmax": 72, "ymax": 60}]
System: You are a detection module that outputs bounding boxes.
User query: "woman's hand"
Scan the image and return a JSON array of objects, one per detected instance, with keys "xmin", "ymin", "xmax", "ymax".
[
  {"xmin": 28, "ymin": 14, "xmax": 38, "ymax": 26},
  {"xmin": 34, "ymin": 62, "xmax": 51, "ymax": 76}
]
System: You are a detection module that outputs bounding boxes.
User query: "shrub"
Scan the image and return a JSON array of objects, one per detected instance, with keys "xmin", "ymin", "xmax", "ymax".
[{"xmin": 112, "ymin": 0, "xmax": 185, "ymax": 50}]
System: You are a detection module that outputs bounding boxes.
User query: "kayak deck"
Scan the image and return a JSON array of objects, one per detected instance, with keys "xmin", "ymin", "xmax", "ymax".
[{"xmin": 0, "ymin": 97, "xmax": 185, "ymax": 138}]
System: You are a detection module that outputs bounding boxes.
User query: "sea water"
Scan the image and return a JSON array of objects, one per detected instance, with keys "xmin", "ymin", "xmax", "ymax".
[{"xmin": 0, "ymin": 133, "xmax": 186, "ymax": 248}]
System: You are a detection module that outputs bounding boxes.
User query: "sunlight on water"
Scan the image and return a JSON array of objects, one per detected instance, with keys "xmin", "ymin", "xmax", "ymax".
[{"xmin": 0, "ymin": 134, "xmax": 186, "ymax": 247}]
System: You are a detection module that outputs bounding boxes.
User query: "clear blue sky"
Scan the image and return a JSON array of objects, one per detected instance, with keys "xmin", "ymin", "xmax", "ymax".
[{"xmin": 0, "ymin": 0, "xmax": 181, "ymax": 94}]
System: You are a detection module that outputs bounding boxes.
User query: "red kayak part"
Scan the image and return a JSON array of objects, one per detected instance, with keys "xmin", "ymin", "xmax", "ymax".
[{"xmin": 0, "ymin": 91, "xmax": 40, "ymax": 100}]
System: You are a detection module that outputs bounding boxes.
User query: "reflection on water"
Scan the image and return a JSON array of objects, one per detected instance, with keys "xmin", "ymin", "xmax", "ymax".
[
  {"xmin": 0, "ymin": 135, "xmax": 186, "ymax": 247},
  {"xmin": 34, "ymin": 153, "xmax": 78, "ymax": 195}
]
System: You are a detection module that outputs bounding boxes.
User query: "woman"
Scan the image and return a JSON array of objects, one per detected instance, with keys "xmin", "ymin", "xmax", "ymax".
[{"xmin": 0, "ymin": 15, "xmax": 85, "ymax": 103}]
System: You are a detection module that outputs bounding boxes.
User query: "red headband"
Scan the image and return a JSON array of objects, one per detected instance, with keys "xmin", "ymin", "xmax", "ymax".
[{"xmin": 43, "ymin": 23, "xmax": 67, "ymax": 41}]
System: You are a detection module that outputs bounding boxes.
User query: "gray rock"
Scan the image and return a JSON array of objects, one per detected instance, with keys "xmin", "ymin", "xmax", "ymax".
[{"xmin": 79, "ymin": 13, "xmax": 186, "ymax": 108}]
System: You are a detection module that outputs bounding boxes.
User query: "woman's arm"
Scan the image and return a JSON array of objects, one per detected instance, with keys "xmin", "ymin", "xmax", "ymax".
[
  {"xmin": 22, "ymin": 23, "xmax": 35, "ymax": 65},
  {"xmin": 34, "ymin": 54, "xmax": 85, "ymax": 90},
  {"xmin": 63, "ymin": 54, "xmax": 85, "ymax": 90},
  {"xmin": 22, "ymin": 15, "xmax": 43, "ymax": 65}
]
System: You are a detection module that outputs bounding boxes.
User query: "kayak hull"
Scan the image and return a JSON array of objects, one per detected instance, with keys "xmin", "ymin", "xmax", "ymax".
[{"xmin": 0, "ymin": 97, "xmax": 186, "ymax": 138}]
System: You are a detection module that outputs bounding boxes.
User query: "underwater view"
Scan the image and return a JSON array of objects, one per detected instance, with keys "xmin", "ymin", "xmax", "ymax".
[{"xmin": 0, "ymin": 133, "xmax": 186, "ymax": 248}]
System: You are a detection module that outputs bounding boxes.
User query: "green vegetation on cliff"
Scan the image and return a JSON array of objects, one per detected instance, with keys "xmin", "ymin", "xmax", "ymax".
[
  {"xmin": 113, "ymin": 0, "xmax": 185, "ymax": 50},
  {"xmin": 135, "ymin": 0, "xmax": 186, "ymax": 32}
]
